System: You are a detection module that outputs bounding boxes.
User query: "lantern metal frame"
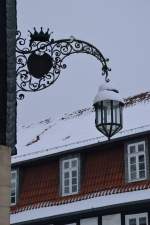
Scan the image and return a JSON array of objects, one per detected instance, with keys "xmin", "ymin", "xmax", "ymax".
[
  {"xmin": 94, "ymin": 100, "xmax": 124, "ymax": 140},
  {"xmin": 16, "ymin": 28, "xmax": 111, "ymax": 100}
]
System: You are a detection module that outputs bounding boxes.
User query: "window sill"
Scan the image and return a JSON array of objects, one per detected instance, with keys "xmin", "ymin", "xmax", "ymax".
[
  {"xmin": 62, "ymin": 191, "xmax": 79, "ymax": 197},
  {"xmin": 127, "ymin": 177, "xmax": 147, "ymax": 183},
  {"xmin": 11, "ymin": 203, "xmax": 17, "ymax": 206}
]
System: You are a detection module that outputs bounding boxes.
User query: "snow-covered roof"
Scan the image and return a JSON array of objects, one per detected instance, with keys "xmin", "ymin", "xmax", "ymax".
[{"xmin": 12, "ymin": 91, "xmax": 150, "ymax": 164}]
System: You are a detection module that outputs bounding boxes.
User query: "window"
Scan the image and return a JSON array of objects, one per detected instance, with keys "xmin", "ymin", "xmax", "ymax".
[
  {"xmin": 61, "ymin": 156, "xmax": 79, "ymax": 196},
  {"xmin": 125, "ymin": 213, "xmax": 148, "ymax": 225},
  {"xmin": 127, "ymin": 141, "xmax": 147, "ymax": 182},
  {"xmin": 11, "ymin": 170, "xmax": 18, "ymax": 205}
]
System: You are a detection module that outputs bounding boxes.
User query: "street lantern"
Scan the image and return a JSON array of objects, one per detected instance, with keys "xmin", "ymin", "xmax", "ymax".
[{"xmin": 93, "ymin": 84, "xmax": 124, "ymax": 139}]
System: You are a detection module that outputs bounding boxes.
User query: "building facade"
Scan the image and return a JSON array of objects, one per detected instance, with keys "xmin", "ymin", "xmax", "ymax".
[{"xmin": 11, "ymin": 92, "xmax": 150, "ymax": 225}]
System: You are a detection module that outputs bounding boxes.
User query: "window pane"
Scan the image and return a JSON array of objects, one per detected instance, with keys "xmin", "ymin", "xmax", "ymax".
[
  {"xmin": 72, "ymin": 185, "xmax": 77, "ymax": 193},
  {"xmin": 64, "ymin": 187, "xmax": 69, "ymax": 194},
  {"xmin": 139, "ymin": 155, "xmax": 144, "ymax": 163},
  {"xmin": 130, "ymin": 157, "xmax": 136, "ymax": 164},
  {"xmin": 72, "ymin": 178, "xmax": 77, "ymax": 185},
  {"xmin": 72, "ymin": 160, "xmax": 77, "ymax": 168},
  {"xmin": 64, "ymin": 161, "xmax": 69, "ymax": 169},
  {"xmin": 138, "ymin": 144, "xmax": 144, "ymax": 152},
  {"xmin": 11, "ymin": 192, "xmax": 15, "ymax": 197},
  {"xmin": 130, "ymin": 164, "xmax": 136, "ymax": 172},
  {"xmin": 72, "ymin": 170, "xmax": 77, "ymax": 177},
  {"xmin": 139, "ymin": 170, "xmax": 145, "ymax": 179},
  {"xmin": 64, "ymin": 172, "xmax": 69, "ymax": 178},
  {"xmin": 11, "ymin": 183, "xmax": 16, "ymax": 189},
  {"xmin": 64, "ymin": 179, "xmax": 69, "ymax": 186},
  {"xmin": 139, "ymin": 217, "xmax": 147, "ymax": 225},
  {"xmin": 139, "ymin": 162, "xmax": 145, "ymax": 170},
  {"xmin": 11, "ymin": 173, "xmax": 16, "ymax": 179},
  {"xmin": 11, "ymin": 170, "xmax": 17, "ymax": 205},
  {"xmin": 129, "ymin": 145, "xmax": 136, "ymax": 154},
  {"xmin": 11, "ymin": 196, "xmax": 16, "ymax": 204},
  {"xmin": 129, "ymin": 218, "xmax": 136, "ymax": 225},
  {"xmin": 131, "ymin": 172, "xmax": 137, "ymax": 180}
]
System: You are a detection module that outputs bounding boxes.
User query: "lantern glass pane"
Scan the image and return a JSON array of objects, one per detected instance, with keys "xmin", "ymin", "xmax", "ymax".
[
  {"xmin": 111, "ymin": 124, "xmax": 118, "ymax": 132},
  {"xmin": 97, "ymin": 107, "xmax": 102, "ymax": 124},
  {"xmin": 113, "ymin": 102, "xmax": 120, "ymax": 124},
  {"xmin": 103, "ymin": 107, "xmax": 107, "ymax": 123},
  {"xmin": 103, "ymin": 100, "xmax": 111, "ymax": 123},
  {"xmin": 105, "ymin": 124, "xmax": 111, "ymax": 134}
]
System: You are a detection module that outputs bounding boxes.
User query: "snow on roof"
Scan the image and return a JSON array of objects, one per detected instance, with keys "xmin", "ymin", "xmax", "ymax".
[
  {"xmin": 12, "ymin": 91, "xmax": 150, "ymax": 164},
  {"xmin": 10, "ymin": 189, "xmax": 150, "ymax": 224}
]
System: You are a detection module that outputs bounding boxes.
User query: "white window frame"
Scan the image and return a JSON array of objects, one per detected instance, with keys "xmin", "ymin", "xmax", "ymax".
[
  {"xmin": 11, "ymin": 169, "xmax": 18, "ymax": 205},
  {"xmin": 127, "ymin": 141, "xmax": 147, "ymax": 182},
  {"xmin": 125, "ymin": 212, "xmax": 148, "ymax": 225},
  {"xmin": 61, "ymin": 156, "xmax": 79, "ymax": 196}
]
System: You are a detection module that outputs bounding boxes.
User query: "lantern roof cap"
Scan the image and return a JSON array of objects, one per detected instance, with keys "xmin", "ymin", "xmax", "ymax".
[{"xmin": 93, "ymin": 83, "xmax": 124, "ymax": 105}]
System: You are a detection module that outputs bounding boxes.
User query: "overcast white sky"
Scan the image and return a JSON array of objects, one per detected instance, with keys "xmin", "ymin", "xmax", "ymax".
[{"xmin": 17, "ymin": 0, "xmax": 150, "ymax": 125}]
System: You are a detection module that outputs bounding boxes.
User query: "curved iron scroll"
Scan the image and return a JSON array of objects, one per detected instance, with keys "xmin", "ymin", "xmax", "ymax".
[{"xmin": 16, "ymin": 31, "xmax": 111, "ymax": 100}]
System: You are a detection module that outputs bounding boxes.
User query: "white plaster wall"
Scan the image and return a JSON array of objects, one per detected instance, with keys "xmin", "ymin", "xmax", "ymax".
[
  {"xmin": 102, "ymin": 214, "xmax": 121, "ymax": 225},
  {"xmin": 80, "ymin": 217, "xmax": 98, "ymax": 225}
]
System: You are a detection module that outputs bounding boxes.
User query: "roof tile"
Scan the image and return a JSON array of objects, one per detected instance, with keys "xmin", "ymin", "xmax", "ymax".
[{"xmin": 11, "ymin": 143, "xmax": 150, "ymax": 214}]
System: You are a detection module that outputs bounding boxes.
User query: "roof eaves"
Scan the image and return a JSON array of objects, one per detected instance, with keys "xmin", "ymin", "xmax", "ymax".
[{"xmin": 12, "ymin": 127, "xmax": 150, "ymax": 166}]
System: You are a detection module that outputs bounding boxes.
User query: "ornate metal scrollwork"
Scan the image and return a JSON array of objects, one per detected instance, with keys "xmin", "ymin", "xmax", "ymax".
[{"xmin": 16, "ymin": 29, "xmax": 111, "ymax": 100}]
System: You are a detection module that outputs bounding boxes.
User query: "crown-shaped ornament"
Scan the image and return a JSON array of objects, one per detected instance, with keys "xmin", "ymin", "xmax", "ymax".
[{"xmin": 28, "ymin": 27, "xmax": 52, "ymax": 46}]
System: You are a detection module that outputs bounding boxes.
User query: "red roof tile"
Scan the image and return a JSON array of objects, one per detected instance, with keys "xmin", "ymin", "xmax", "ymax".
[{"xmin": 11, "ymin": 143, "xmax": 150, "ymax": 214}]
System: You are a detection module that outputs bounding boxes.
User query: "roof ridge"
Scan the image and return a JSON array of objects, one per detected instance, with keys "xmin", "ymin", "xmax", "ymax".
[
  {"xmin": 58, "ymin": 91, "xmax": 150, "ymax": 120},
  {"xmin": 60, "ymin": 107, "xmax": 93, "ymax": 120},
  {"xmin": 124, "ymin": 91, "xmax": 150, "ymax": 107},
  {"xmin": 20, "ymin": 91, "xmax": 150, "ymax": 127}
]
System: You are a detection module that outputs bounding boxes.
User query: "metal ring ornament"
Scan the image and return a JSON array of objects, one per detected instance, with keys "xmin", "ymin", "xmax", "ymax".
[{"xmin": 16, "ymin": 30, "xmax": 111, "ymax": 100}]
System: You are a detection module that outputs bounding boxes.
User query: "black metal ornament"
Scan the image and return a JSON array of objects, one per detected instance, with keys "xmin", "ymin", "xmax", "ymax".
[
  {"xmin": 27, "ymin": 52, "xmax": 53, "ymax": 79},
  {"xmin": 16, "ymin": 27, "xmax": 111, "ymax": 100}
]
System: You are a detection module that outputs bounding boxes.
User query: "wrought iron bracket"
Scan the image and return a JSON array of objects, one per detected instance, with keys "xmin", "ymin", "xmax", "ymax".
[{"xmin": 16, "ymin": 30, "xmax": 111, "ymax": 100}]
